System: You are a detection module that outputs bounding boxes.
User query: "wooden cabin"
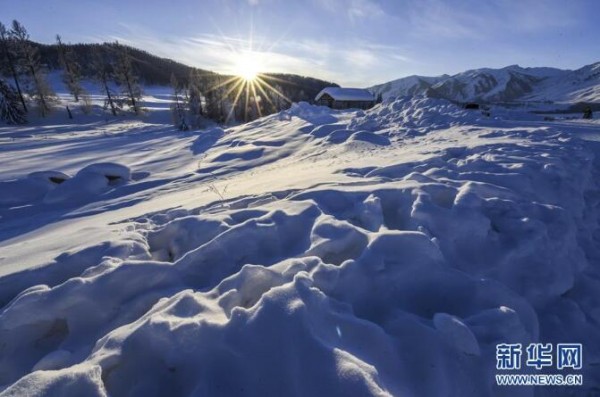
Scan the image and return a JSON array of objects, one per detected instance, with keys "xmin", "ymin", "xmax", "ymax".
[{"xmin": 315, "ymin": 87, "xmax": 375, "ymax": 110}]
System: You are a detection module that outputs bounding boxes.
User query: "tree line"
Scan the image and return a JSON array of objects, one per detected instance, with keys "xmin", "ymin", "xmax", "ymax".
[
  {"xmin": 0, "ymin": 20, "xmax": 147, "ymax": 123},
  {"xmin": 0, "ymin": 19, "xmax": 337, "ymax": 127}
]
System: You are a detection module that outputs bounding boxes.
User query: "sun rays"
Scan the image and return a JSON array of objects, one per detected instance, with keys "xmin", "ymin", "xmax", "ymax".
[
  {"xmin": 204, "ymin": 57, "xmax": 292, "ymax": 123},
  {"xmin": 191, "ymin": 18, "xmax": 300, "ymax": 123}
]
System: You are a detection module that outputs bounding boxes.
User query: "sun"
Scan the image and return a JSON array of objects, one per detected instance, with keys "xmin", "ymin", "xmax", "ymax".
[
  {"xmin": 205, "ymin": 39, "xmax": 292, "ymax": 123},
  {"xmin": 234, "ymin": 51, "xmax": 261, "ymax": 81}
]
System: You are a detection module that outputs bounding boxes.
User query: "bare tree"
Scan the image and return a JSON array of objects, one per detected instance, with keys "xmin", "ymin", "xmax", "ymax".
[
  {"xmin": 170, "ymin": 73, "xmax": 188, "ymax": 130},
  {"xmin": 0, "ymin": 22, "xmax": 27, "ymax": 113},
  {"xmin": 11, "ymin": 20, "xmax": 56, "ymax": 117},
  {"xmin": 56, "ymin": 34, "xmax": 83, "ymax": 102},
  {"xmin": 0, "ymin": 78, "xmax": 26, "ymax": 124},
  {"xmin": 187, "ymin": 69, "xmax": 206, "ymax": 128},
  {"xmin": 91, "ymin": 48, "xmax": 118, "ymax": 116},
  {"xmin": 113, "ymin": 43, "xmax": 142, "ymax": 115},
  {"xmin": 80, "ymin": 93, "xmax": 93, "ymax": 115}
]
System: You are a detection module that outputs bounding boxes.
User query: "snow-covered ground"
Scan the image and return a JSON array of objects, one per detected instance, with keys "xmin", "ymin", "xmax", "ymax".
[{"xmin": 0, "ymin": 94, "xmax": 599, "ymax": 396}]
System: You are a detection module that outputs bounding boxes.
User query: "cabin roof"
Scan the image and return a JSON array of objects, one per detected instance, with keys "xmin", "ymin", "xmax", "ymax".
[{"xmin": 315, "ymin": 87, "xmax": 375, "ymax": 102}]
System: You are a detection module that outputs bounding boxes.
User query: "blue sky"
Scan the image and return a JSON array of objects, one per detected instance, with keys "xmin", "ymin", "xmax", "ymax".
[{"xmin": 5, "ymin": 0, "xmax": 600, "ymax": 86}]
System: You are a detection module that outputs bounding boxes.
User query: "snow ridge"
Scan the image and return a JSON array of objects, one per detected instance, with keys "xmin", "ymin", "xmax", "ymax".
[{"xmin": 370, "ymin": 62, "xmax": 600, "ymax": 103}]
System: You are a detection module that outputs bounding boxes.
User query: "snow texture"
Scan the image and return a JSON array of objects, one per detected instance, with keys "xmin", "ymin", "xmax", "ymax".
[{"xmin": 0, "ymin": 93, "xmax": 599, "ymax": 397}]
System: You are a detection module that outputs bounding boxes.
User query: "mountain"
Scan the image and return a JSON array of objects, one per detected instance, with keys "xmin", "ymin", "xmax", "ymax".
[
  {"xmin": 369, "ymin": 74, "xmax": 449, "ymax": 99},
  {"xmin": 522, "ymin": 62, "xmax": 600, "ymax": 103},
  {"xmin": 370, "ymin": 63, "xmax": 600, "ymax": 104}
]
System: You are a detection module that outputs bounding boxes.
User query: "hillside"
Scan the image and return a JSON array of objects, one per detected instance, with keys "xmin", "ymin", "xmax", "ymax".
[
  {"xmin": 370, "ymin": 62, "xmax": 600, "ymax": 105},
  {"xmin": 34, "ymin": 42, "xmax": 214, "ymax": 86},
  {"xmin": 28, "ymin": 41, "xmax": 338, "ymax": 104}
]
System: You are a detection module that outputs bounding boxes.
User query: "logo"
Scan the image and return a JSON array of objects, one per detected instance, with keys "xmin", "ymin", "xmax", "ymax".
[{"xmin": 495, "ymin": 342, "xmax": 583, "ymax": 387}]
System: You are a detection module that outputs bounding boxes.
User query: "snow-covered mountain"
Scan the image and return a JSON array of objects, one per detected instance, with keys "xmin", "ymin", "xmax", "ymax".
[
  {"xmin": 371, "ymin": 74, "xmax": 449, "ymax": 98},
  {"xmin": 371, "ymin": 62, "xmax": 600, "ymax": 104},
  {"xmin": 523, "ymin": 62, "xmax": 600, "ymax": 103}
]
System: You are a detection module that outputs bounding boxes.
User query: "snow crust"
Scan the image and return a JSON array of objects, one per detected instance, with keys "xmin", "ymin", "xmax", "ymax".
[{"xmin": 0, "ymin": 95, "xmax": 599, "ymax": 396}]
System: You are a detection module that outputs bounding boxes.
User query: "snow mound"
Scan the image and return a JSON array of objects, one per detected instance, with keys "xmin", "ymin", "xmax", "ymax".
[
  {"xmin": 78, "ymin": 163, "xmax": 131, "ymax": 183},
  {"xmin": 348, "ymin": 131, "xmax": 390, "ymax": 146},
  {"xmin": 0, "ymin": 163, "xmax": 132, "ymax": 208},
  {"xmin": 27, "ymin": 171, "xmax": 70, "ymax": 185},
  {"xmin": 282, "ymin": 101, "xmax": 337, "ymax": 125},
  {"xmin": 0, "ymin": 171, "xmax": 70, "ymax": 207},
  {"xmin": 43, "ymin": 163, "xmax": 131, "ymax": 205},
  {"xmin": 350, "ymin": 96, "xmax": 480, "ymax": 136},
  {"xmin": 191, "ymin": 127, "xmax": 225, "ymax": 155}
]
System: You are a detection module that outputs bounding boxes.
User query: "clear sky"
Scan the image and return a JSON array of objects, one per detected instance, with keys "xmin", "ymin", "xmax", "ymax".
[{"xmin": 4, "ymin": 0, "xmax": 600, "ymax": 87}]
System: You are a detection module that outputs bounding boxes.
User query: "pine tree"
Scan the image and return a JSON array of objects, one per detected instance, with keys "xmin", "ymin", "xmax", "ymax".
[
  {"xmin": 56, "ymin": 34, "xmax": 83, "ymax": 102},
  {"xmin": 113, "ymin": 43, "xmax": 142, "ymax": 115},
  {"xmin": 91, "ymin": 48, "xmax": 118, "ymax": 116},
  {"xmin": 0, "ymin": 22, "xmax": 27, "ymax": 113},
  {"xmin": 11, "ymin": 20, "xmax": 56, "ymax": 117},
  {"xmin": 0, "ymin": 79, "xmax": 27, "ymax": 124}
]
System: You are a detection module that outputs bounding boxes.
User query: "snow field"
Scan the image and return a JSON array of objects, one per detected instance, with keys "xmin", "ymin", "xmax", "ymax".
[{"xmin": 0, "ymin": 96, "xmax": 599, "ymax": 396}]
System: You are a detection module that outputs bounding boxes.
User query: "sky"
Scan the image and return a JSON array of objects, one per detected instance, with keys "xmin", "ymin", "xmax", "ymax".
[{"xmin": 4, "ymin": 0, "xmax": 600, "ymax": 87}]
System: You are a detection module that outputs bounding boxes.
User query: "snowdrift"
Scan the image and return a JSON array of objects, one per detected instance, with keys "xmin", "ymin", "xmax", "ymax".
[
  {"xmin": 0, "ymin": 163, "xmax": 131, "ymax": 208},
  {"xmin": 0, "ymin": 97, "xmax": 599, "ymax": 396}
]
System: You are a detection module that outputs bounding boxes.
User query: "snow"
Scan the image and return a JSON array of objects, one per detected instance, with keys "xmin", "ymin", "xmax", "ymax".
[
  {"xmin": 1, "ymin": 91, "xmax": 600, "ymax": 396},
  {"xmin": 315, "ymin": 87, "xmax": 375, "ymax": 102},
  {"xmin": 370, "ymin": 62, "xmax": 599, "ymax": 104},
  {"xmin": 523, "ymin": 62, "xmax": 600, "ymax": 103},
  {"xmin": 41, "ymin": 162, "xmax": 131, "ymax": 205}
]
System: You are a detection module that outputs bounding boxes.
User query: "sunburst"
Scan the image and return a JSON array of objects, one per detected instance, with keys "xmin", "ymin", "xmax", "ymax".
[{"xmin": 203, "ymin": 30, "xmax": 293, "ymax": 123}]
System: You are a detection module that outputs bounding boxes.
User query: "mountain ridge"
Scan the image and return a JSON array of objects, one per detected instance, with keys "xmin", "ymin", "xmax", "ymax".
[{"xmin": 370, "ymin": 62, "xmax": 600, "ymax": 104}]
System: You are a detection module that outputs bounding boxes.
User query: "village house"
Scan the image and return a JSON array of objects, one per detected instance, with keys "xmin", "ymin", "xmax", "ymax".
[{"xmin": 315, "ymin": 87, "xmax": 376, "ymax": 110}]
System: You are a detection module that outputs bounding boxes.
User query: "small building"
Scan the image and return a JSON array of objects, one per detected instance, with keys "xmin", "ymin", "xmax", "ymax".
[{"xmin": 315, "ymin": 87, "xmax": 375, "ymax": 110}]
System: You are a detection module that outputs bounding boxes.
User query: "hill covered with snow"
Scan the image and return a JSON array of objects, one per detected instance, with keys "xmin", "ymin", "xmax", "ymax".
[
  {"xmin": 370, "ymin": 62, "xmax": 600, "ymax": 104},
  {"xmin": 32, "ymin": 41, "xmax": 338, "ymax": 94},
  {"xmin": 0, "ymin": 96, "xmax": 599, "ymax": 396}
]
